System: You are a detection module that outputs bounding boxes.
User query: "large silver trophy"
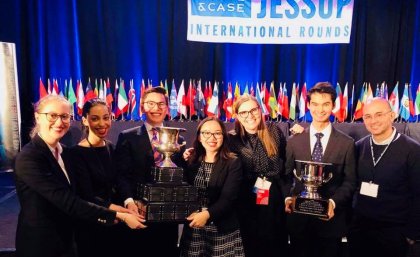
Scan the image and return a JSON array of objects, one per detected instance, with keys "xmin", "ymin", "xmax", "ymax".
[
  {"xmin": 136, "ymin": 127, "xmax": 199, "ymax": 223},
  {"xmin": 152, "ymin": 127, "xmax": 186, "ymax": 168},
  {"xmin": 292, "ymin": 160, "xmax": 333, "ymax": 218}
]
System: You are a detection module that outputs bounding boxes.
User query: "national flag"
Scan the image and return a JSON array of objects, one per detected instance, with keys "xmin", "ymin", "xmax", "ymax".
[
  {"xmin": 375, "ymin": 83, "xmax": 381, "ymax": 97},
  {"xmin": 256, "ymin": 82, "xmax": 268, "ymax": 116},
  {"xmin": 384, "ymin": 83, "xmax": 389, "ymax": 100},
  {"xmin": 415, "ymin": 84, "xmax": 420, "ymax": 116},
  {"xmin": 106, "ymin": 78, "xmax": 113, "ymax": 107},
  {"xmin": 76, "ymin": 80, "xmax": 85, "ymax": 116},
  {"xmin": 349, "ymin": 84, "xmax": 354, "ymax": 119},
  {"xmin": 400, "ymin": 83, "xmax": 410, "ymax": 121},
  {"xmin": 207, "ymin": 81, "xmax": 220, "ymax": 117},
  {"xmin": 250, "ymin": 83, "xmax": 255, "ymax": 96},
  {"xmin": 84, "ymin": 79, "xmax": 96, "ymax": 103},
  {"xmin": 223, "ymin": 82, "xmax": 234, "ymax": 120},
  {"xmin": 128, "ymin": 79, "xmax": 137, "ymax": 120},
  {"xmin": 164, "ymin": 80, "xmax": 169, "ymax": 97},
  {"xmin": 138, "ymin": 79, "xmax": 146, "ymax": 119},
  {"xmin": 113, "ymin": 79, "xmax": 119, "ymax": 113},
  {"xmin": 194, "ymin": 79, "xmax": 206, "ymax": 119},
  {"xmin": 262, "ymin": 82, "xmax": 270, "ymax": 113},
  {"xmin": 243, "ymin": 83, "xmax": 249, "ymax": 95},
  {"xmin": 233, "ymin": 82, "xmax": 241, "ymax": 107},
  {"xmin": 206, "ymin": 81, "xmax": 213, "ymax": 116},
  {"xmin": 115, "ymin": 80, "xmax": 128, "ymax": 119},
  {"xmin": 94, "ymin": 79, "xmax": 99, "ymax": 97},
  {"xmin": 366, "ymin": 83, "xmax": 374, "ymax": 101},
  {"xmin": 98, "ymin": 79, "xmax": 105, "ymax": 100},
  {"xmin": 185, "ymin": 80, "xmax": 196, "ymax": 118},
  {"xmin": 299, "ymin": 83, "xmax": 307, "ymax": 119},
  {"xmin": 177, "ymin": 80, "xmax": 187, "ymax": 118},
  {"xmin": 268, "ymin": 81, "xmax": 278, "ymax": 119},
  {"xmin": 169, "ymin": 80, "xmax": 178, "ymax": 119},
  {"xmin": 52, "ymin": 79, "xmax": 60, "ymax": 95},
  {"xmin": 282, "ymin": 84, "xmax": 289, "ymax": 118},
  {"xmin": 277, "ymin": 83, "xmax": 283, "ymax": 117},
  {"xmin": 289, "ymin": 83, "xmax": 297, "ymax": 120},
  {"xmin": 39, "ymin": 78, "xmax": 48, "ymax": 99},
  {"xmin": 389, "ymin": 83, "xmax": 400, "ymax": 119},
  {"xmin": 332, "ymin": 83, "xmax": 343, "ymax": 121},
  {"xmin": 408, "ymin": 84, "xmax": 415, "ymax": 116},
  {"xmin": 47, "ymin": 79, "xmax": 52, "ymax": 95},
  {"xmin": 342, "ymin": 83, "xmax": 348, "ymax": 121},
  {"xmin": 353, "ymin": 83, "xmax": 366, "ymax": 120},
  {"xmin": 67, "ymin": 78, "xmax": 77, "ymax": 105}
]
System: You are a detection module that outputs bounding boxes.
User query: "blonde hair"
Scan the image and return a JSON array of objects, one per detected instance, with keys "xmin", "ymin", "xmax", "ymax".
[
  {"xmin": 233, "ymin": 94, "xmax": 278, "ymax": 157},
  {"xmin": 30, "ymin": 95, "xmax": 71, "ymax": 138}
]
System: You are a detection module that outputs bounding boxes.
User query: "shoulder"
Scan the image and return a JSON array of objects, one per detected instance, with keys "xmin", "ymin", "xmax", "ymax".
[
  {"xmin": 120, "ymin": 126, "xmax": 142, "ymax": 135},
  {"xmin": 332, "ymin": 127, "xmax": 354, "ymax": 143},
  {"xmin": 356, "ymin": 134, "xmax": 370, "ymax": 147},
  {"xmin": 396, "ymin": 133, "xmax": 420, "ymax": 150}
]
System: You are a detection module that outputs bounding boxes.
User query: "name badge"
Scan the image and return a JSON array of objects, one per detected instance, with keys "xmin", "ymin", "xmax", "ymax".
[
  {"xmin": 254, "ymin": 177, "xmax": 271, "ymax": 205},
  {"xmin": 360, "ymin": 182, "xmax": 378, "ymax": 198},
  {"xmin": 253, "ymin": 177, "xmax": 272, "ymax": 192}
]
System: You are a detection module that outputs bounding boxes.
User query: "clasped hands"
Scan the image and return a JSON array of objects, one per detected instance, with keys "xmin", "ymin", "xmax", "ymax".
[{"xmin": 110, "ymin": 203, "xmax": 147, "ymax": 229}]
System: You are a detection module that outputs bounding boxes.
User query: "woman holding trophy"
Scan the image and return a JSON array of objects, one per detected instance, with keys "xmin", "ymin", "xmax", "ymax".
[
  {"xmin": 67, "ymin": 98, "xmax": 146, "ymax": 257},
  {"xmin": 180, "ymin": 117, "xmax": 244, "ymax": 257}
]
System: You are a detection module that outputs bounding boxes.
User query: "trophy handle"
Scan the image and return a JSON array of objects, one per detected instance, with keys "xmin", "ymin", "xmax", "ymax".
[
  {"xmin": 323, "ymin": 172, "xmax": 333, "ymax": 183},
  {"xmin": 293, "ymin": 169, "xmax": 302, "ymax": 181}
]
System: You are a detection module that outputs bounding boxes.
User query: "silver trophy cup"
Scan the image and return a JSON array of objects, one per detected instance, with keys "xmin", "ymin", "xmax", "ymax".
[
  {"xmin": 292, "ymin": 160, "xmax": 333, "ymax": 217},
  {"xmin": 152, "ymin": 127, "xmax": 186, "ymax": 168}
]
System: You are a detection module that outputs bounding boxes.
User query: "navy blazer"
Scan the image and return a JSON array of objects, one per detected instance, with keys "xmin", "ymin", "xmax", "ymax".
[
  {"xmin": 14, "ymin": 135, "xmax": 116, "ymax": 257},
  {"xmin": 185, "ymin": 156, "xmax": 243, "ymax": 233},
  {"xmin": 114, "ymin": 124, "xmax": 185, "ymax": 200},
  {"xmin": 284, "ymin": 127, "xmax": 356, "ymax": 237}
]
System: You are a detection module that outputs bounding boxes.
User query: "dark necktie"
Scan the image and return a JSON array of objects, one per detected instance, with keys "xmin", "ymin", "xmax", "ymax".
[
  {"xmin": 312, "ymin": 132, "xmax": 324, "ymax": 162},
  {"xmin": 151, "ymin": 128, "xmax": 163, "ymax": 164}
]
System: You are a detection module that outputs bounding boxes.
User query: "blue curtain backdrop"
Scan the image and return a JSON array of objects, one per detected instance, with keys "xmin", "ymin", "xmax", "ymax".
[{"xmin": 0, "ymin": 0, "xmax": 419, "ymax": 142}]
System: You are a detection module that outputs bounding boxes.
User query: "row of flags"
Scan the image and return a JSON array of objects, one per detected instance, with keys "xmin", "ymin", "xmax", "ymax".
[{"xmin": 38, "ymin": 78, "xmax": 420, "ymax": 122}]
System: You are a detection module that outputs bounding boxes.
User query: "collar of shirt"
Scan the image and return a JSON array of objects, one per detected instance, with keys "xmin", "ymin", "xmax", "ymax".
[
  {"xmin": 39, "ymin": 135, "xmax": 70, "ymax": 184},
  {"xmin": 371, "ymin": 127, "xmax": 397, "ymax": 145},
  {"xmin": 144, "ymin": 121, "xmax": 163, "ymax": 141},
  {"xmin": 309, "ymin": 123, "xmax": 332, "ymax": 154}
]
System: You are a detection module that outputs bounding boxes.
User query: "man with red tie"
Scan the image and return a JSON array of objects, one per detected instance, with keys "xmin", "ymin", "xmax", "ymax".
[{"xmin": 115, "ymin": 87, "xmax": 185, "ymax": 256}]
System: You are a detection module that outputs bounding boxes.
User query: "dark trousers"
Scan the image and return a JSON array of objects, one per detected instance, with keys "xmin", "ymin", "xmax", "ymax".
[
  {"xmin": 289, "ymin": 235, "xmax": 342, "ymax": 257},
  {"xmin": 347, "ymin": 215, "xmax": 408, "ymax": 257}
]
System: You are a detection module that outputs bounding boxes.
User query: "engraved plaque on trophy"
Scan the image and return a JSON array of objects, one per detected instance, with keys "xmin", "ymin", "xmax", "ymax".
[{"xmin": 292, "ymin": 160, "xmax": 333, "ymax": 218}]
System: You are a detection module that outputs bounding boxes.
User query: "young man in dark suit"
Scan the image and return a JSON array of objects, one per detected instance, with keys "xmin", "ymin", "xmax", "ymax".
[
  {"xmin": 114, "ymin": 87, "xmax": 184, "ymax": 257},
  {"xmin": 284, "ymin": 82, "xmax": 357, "ymax": 257}
]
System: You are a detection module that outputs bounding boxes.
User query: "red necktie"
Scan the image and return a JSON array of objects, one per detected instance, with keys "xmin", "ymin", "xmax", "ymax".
[
  {"xmin": 151, "ymin": 128, "xmax": 163, "ymax": 165},
  {"xmin": 54, "ymin": 147, "xmax": 60, "ymax": 161}
]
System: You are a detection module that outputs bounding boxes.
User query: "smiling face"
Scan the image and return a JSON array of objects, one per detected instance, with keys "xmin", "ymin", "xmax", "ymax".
[
  {"xmin": 141, "ymin": 92, "xmax": 167, "ymax": 126},
  {"xmin": 198, "ymin": 120, "xmax": 223, "ymax": 154},
  {"xmin": 35, "ymin": 99, "xmax": 71, "ymax": 145},
  {"xmin": 82, "ymin": 104, "xmax": 111, "ymax": 139},
  {"xmin": 308, "ymin": 92, "xmax": 334, "ymax": 126},
  {"xmin": 363, "ymin": 98, "xmax": 395, "ymax": 141},
  {"xmin": 236, "ymin": 99, "xmax": 261, "ymax": 134}
]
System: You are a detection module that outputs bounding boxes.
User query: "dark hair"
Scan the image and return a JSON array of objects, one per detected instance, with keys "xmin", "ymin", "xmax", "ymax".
[
  {"xmin": 189, "ymin": 117, "xmax": 234, "ymax": 164},
  {"xmin": 140, "ymin": 87, "xmax": 168, "ymax": 106},
  {"xmin": 81, "ymin": 98, "xmax": 110, "ymax": 134},
  {"xmin": 307, "ymin": 82, "xmax": 337, "ymax": 103}
]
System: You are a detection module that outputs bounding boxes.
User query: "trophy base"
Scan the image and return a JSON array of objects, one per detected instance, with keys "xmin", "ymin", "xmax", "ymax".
[
  {"xmin": 136, "ymin": 200, "xmax": 199, "ymax": 223},
  {"xmin": 292, "ymin": 196, "xmax": 329, "ymax": 218},
  {"xmin": 137, "ymin": 183, "xmax": 198, "ymax": 202},
  {"xmin": 151, "ymin": 166, "xmax": 184, "ymax": 184}
]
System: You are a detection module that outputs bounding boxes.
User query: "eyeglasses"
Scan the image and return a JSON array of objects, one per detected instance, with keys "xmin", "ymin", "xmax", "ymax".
[
  {"xmin": 363, "ymin": 110, "xmax": 392, "ymax": 121},
  {"xmin": 237, "ymin": 107, "xmax": 260, "ymax": 118},
  {"xmin": 200, "ymin": 131, "xmax": 223, "ymax": 139},
  {"xmin": 39, "ymin": 112, "xmax": 72, "ymax": 123},
  {"xmin": 144, "ymin": 101, "xmax": 167, "ymax": 109}
]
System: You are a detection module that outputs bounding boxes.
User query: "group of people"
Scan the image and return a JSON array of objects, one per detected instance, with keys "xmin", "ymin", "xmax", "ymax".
[{"xmin": 13, "ymin": 82, "xmax": 419, "ymax": 257}]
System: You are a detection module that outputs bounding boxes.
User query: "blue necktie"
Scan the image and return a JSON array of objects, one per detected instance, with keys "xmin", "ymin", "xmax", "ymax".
[{"xmin": 312, "ymin": 133, "xmax": 324, "ymax": 162}]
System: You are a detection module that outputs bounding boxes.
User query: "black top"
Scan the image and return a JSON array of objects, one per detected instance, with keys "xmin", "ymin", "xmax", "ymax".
[{"xmin": 67, "ymin": 143, "xmax": 116, "ymax": 207}]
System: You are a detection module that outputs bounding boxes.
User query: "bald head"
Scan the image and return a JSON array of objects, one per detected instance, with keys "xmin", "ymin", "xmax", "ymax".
[{"xmin": 362, "ymin": 97, "xmax": 395, "ymax": 142}]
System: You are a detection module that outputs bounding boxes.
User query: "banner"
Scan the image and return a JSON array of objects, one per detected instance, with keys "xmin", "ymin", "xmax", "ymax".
[
  {"xmin": 0, "ymin": 42, "xmax": 21, "ymax": 171},
  {"xmin": 187, "ymin": 0, "xmax": 354, "ymax": 44}
]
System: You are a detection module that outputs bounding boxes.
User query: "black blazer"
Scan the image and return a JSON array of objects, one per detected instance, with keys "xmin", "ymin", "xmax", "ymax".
[
  {"xmin": 13, "ymin": 135, "xmax": 116, "ymax": 257},
  {"xmin": 185, "ymin": 156, "xmax": 243, "ymax": 233},
  {"xmin": 114, "ymin": 124, "xmax": 185, "ymax": 200},
  {"xmin": 284, "ymin": 127, "xmax": 356, "ymax": 237}
]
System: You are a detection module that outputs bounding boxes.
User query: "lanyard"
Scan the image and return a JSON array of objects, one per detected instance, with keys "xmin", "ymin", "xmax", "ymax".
[{"xmin": 369, "ymin": 133, "xmax": 398, "ymax": 167}]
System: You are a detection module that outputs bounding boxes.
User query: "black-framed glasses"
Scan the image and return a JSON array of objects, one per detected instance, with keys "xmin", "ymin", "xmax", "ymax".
[
  {"xmin": 237, "ymin": 107, "xmax": 260, "ymax": 118},
  {"xmin": 39, "ymin": 112, "xmax": 72, "ymax": 123},
  {"xmin": 363, "ymin": 110, "xmax": 392, "ymax": 121},
  {"xmin": 144, "ymin": 101, "xmax": 167, "ymax": 109},
  {"xmin": 200, "ymin": 131, "xmax": 223, "ymax": 139}
]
